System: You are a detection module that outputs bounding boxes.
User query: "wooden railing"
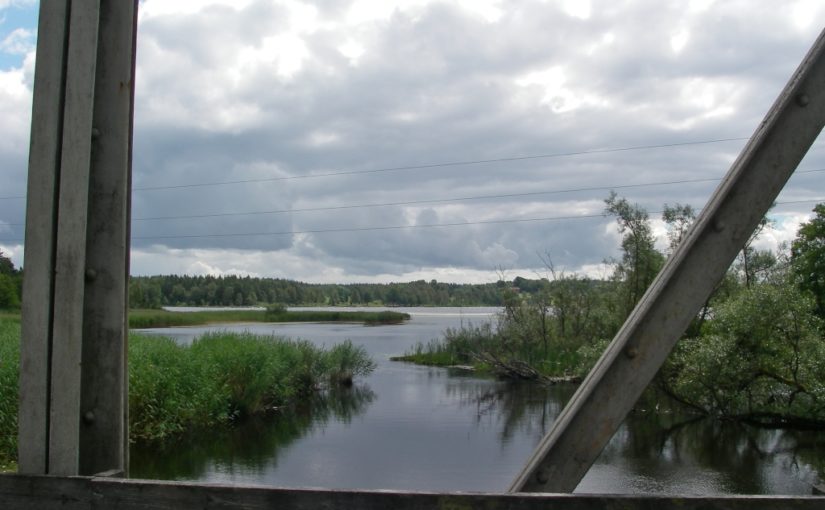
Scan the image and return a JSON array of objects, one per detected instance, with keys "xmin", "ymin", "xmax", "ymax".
[{"xmin": 0, "ymin": 474, "xmax": 822, "ymax": 510}]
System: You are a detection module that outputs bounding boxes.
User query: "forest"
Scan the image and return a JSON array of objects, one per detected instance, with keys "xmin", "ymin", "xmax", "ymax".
[{"xmin": 128, "ymin": 274, "xmax": 506, "ymax": 308}]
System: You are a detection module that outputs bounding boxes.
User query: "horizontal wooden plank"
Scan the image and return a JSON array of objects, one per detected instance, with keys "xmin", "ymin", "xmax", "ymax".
[{"xmin": 0, "ymin": 474, "xmax": 821, "ymax": 510}]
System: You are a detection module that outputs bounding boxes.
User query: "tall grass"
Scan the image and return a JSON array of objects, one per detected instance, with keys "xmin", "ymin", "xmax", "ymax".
[
  {"xmin": 131, "ymin": 332, "xmax": 375, "ymax": 441},
  {"xmin": 0, "ymin": 317, "xmax": 18, "ymax": 470},
  {"xmin": 0, "ymin": 318, "xmax": 376, "ymax": 462}
]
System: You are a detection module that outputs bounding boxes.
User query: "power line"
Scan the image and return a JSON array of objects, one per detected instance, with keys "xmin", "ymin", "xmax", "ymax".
[
  {"xmin": 109, "ymin": 197, "xmax": 825, "ymax": 241},
  {"xmin": 132, "ymin": 168, "xmax": 825, "ymax": 221},
  {"xmin": 0, "ymin": 136, "xmax": 749, "ymax": 200},
  {"xmin": 1, "ymin": 196, "xmax": 823, "ymax": 244},
  {"xmin": 131, "ymin": 137, "xmax": 749, "ymax": 192},
  {"xmin": 3, "ymin": 168, "xmax": 825, "ymax": 228}
]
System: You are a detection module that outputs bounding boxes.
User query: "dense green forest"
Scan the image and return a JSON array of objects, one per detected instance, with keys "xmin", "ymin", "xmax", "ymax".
[{"xmin": 128, "ymin": 274, "xmax": 506, "ymax": 308}]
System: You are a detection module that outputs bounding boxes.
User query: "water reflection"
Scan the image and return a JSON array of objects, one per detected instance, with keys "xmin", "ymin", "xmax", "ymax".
[
  {"xmin": 446, "ymin": 377, "xmax": 570, "ymax": 445},
  {"xmin": 445, "ymin": 377, "xmax": 825, "ymax": 494},
  {"xmin": 130, "ymin": 384, "xmax": 375, "ymax": 480}
]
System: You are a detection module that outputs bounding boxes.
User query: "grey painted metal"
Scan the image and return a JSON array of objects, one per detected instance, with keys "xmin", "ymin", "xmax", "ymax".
[
  {"xmin": 78, "ymin": 0, "xmax": 138, "ymax": 477},
  {"xmin": 17, "ymin": 1, "xmax": 70, "ymax": 475},
  {"xmin": 47, "ymin": 0, "xmax": 102, "ymax": 476},
  {"xmin": 510, "ymin": 28, "xmax": 825, "ymax": 493},
  {"xmin": 0, "ymin": 475, "xmax": 822, "ymax": 510}
]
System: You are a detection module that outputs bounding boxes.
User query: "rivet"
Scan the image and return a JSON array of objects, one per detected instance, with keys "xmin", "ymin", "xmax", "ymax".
[
  {"xmin": 712, "ymin": 218, "xmax": 725, "ymax": 233},
  {"xmin": 83, "ymin": 411, "xmax": 95, "ymax": 425},
  {"xmin": 625, "ymin": 346, "xmax": 638, "ymax": 359},
  {"xmin": 85, "ymin": 268, "xmax": 97, "ymax": 282},
  {"xmin": 535, "ymin": 468, "xmax": 550, "ymax": 485},
  {"xmin": 91, "ymin": 128, "xmax": 101, "ymax": 139},
  {"xmin": 796, "ymin": 93, "xmax": 810, "ymax": 107}
]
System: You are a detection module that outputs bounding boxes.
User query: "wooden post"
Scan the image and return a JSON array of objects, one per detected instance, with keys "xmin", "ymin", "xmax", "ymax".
[
  {"xmin": 18, "ymin": 0, "xmax": 138, "ymax": 476},
  {"xmin": 510, "ymin": 27, "xmax": 825, "ymax": 493}
]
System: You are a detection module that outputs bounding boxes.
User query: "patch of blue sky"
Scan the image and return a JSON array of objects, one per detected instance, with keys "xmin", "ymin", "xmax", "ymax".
[{"xmin": 0, "ymin": 1, "xmax": 38, "ymax": 70}]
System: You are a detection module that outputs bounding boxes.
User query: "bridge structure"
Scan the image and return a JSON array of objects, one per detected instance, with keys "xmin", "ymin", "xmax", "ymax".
[{"xmin": 2, "ymin": 2, "xmax": 825, "ymax": 508}]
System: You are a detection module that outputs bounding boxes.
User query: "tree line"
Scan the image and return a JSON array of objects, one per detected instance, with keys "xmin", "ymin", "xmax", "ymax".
[{"xmin": 128, "ymin": 274, "xmax": 506, "ymax": 309}]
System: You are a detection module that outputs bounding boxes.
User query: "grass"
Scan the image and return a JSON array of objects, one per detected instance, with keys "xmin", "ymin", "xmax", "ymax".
[
  {"xmin": 129, "ymin": 308, "xmax": 410, "ymax": 328},
  {"xmin": 0, "ymin": 316, "xmax": 19, "ymax": 471},
  {"xmin": 0, "ymin": 316, "xmax": 376, "ymax": 464}
]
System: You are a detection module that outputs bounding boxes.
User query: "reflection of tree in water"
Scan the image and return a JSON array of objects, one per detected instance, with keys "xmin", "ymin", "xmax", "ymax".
[
  {"xmin": 445, "ymin": 378, "xmax": 825, "ymax": 493},
  {"xmin": 444, "ymin": 376, "xmax": 574, "ymax": 444},
  {"xmin": 130, "ymin": 384, "xmax": 375, "ymax": 480},
  {"xmin": 596, "ymin": 400, "xmax": 825, "ymax": 493}
]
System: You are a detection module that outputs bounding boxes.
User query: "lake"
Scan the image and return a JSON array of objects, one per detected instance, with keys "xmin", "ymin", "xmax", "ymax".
[{"xmin": 129, "ymin": 306, "xmax": 825, "ymax": 494}]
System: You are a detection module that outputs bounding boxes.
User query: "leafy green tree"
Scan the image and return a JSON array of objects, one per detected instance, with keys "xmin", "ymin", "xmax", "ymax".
[
  {"xmin": 668, "ymin": 279, "xmax": 825, "ymax": 426},
  {"xmin": 604, "ymin": 192, "xmax": 665, "ymax": 319},
  {"xmin": 792, "ymin": 203, "xmax": 825, "ymax": 317},
  {"xmin": 0, "ymin": 251, "xmax": 20, "ymax": 309},
  {"xmin": 662, "ymin": 203, "xmax": 695, "ymax": 254}
]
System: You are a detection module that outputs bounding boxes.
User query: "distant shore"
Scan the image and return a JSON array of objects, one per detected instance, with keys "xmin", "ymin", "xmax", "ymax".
[{"xmin": 128, "ymin": 308, "xmax": 410, "ymax": 329}]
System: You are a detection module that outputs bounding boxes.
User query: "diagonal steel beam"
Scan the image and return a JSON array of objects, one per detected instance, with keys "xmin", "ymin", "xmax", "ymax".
[{"xmin": 510, "ymin": 27, "xmax": 825, "ymax": 493}]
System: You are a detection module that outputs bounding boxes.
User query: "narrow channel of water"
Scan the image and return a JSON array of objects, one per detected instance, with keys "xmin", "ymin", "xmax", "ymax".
[{"xmin": 130, "ymin": 307, "xmax": 825, "ymax": 494}]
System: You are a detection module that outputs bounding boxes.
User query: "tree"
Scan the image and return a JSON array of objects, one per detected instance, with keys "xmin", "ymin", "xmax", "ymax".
[
  {"xmin": 604, "ymin": 192, "xmax": 665, "ymax": 319},
  {"xmin": 667, "ymin": 279, "xmax": 825, "ymax": 426},
  {"xmin": 792, "ymin": 203, "xmax": 825, "ymax": 317},
  {"xmin": 736, "ymin": 213, "xmax": 774, "ymax": 288},
  {"xmin": 662, "ymin": 203, "xmax": 695, "ymax": 254},
  {"xmin": 0, "ymin": 251, "xmax": 20, "ymax": 309},
  {"xmin": 0, "ymin": 250, "xmax": 14, "ymax": 276}
]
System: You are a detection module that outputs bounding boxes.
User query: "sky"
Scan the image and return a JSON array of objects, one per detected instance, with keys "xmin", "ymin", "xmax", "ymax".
[{"xmin": 0, "ymin": 0, "xmax": 824, "ymax": 284}]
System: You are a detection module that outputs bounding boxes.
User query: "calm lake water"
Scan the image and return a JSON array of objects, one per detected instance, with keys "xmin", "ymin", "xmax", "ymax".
[{"xmin": 130, "ymin": 307, "xmax": 825, "ymax": 494}]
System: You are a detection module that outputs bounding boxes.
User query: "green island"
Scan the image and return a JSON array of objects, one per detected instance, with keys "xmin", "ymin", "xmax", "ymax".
[{"xmin": 129, "ymin": 307, "xmax": 410, "ymax": 329}]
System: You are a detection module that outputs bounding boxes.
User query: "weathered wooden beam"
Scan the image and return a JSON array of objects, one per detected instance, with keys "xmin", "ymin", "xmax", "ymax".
[
  {"xmin": 18, "ymin": 0, "xmax": 71, "ymax": 476},
  {"xmin": 0, "ymin": 475, "xmax": 822, "ymax": 510},
  {"xmin": 19, "ymin": 0, "xmax": 138, "ymax": 476},
  {"xmin": 48, "ymin": 0, "xmax": 102, "ymax": 477},
  {"xmin": 79, "ymin": 0, "xmax": 137, "ymax": 477},
  {"xmin": 510, "ymin": 27, "xmax": 825, "ymax": 493}
]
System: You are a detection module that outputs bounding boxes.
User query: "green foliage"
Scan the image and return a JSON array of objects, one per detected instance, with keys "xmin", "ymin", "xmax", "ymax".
[
  {"xmin": 128, "ymin": 274, "xmax": 504, "ymax": 309},
  {"xmin": 0, "ymin": 251, "xmax": 21, "ymax": 311},
  {"xmin": 667, "ymin": 281, "xmax": 825, "ymax": 425},
  {"xmin": 129, "ymin": 308, "xmax": 409, "ymax": 329},
  {"xmin": 0, "ymin": 318, "xmax": 19, "ymax": 469},
  {"xmin": 604, "ymin": 191, "xmax": 665, "ymax": 318},
  {"xmin": 130, "ymin": 332, "xmax": 376, "ymax": 442},
  {"xmin": 792, "ymin": 203, "xmax": 825, "ymax": 318},
  {"xmin": 0, "ymin": 323, "xmax": 375, "ymax": 456}
]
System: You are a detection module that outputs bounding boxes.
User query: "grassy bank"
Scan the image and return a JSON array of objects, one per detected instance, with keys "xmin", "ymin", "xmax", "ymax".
[
  {"xmin": 0, "ymin": 317, "xmax": 376, "ymax": 466},
  {"xmin": 129, "ymin": 308, "xmax": 410, "ymax": 328}
]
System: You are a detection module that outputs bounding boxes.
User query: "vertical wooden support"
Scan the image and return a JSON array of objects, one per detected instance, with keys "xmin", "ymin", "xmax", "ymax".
[
  {"xmin": 79, "ymin": 0, "xmax": 138, "ymax": 476},
  {"xmin": 510, "ymin": 28, "xmax": 825, "ymax": 493},
  {"xmin": 18, "ymin": 1, "xmax": 70, "ymax": 476},
  {"xmin": 19, "ymin": 0, "xmax": 138, "ymax": 476}
]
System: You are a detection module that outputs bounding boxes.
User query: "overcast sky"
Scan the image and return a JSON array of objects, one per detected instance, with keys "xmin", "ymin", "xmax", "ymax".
[{"xmin": 1, "ymin": 0, "xmax": 824, "ymax": 283}]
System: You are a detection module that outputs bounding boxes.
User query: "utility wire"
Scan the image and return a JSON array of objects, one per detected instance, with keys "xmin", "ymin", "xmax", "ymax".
[
  {"xmin": 1, "ymin": 197, "xmax": 822, "ymax": 244},
  {"xmin": 111, "ymin": 197, "xmax": 825, "ymax": 241},
  {"xmin": 2, "ymin": 169, "xmax": 825, "ymax": 229},
  {"xmin": 133, "ymin": 168, "xmax": 825, "ymax": 221},
  {"xmin": 131, "ymin": 137, "xmax": 749, "ymax": 191}
]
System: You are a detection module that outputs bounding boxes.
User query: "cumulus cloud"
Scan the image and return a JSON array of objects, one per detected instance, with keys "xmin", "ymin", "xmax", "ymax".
[{"xmin": 2, "ymin": 0, "xmax": 824, "ymax": 282}]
